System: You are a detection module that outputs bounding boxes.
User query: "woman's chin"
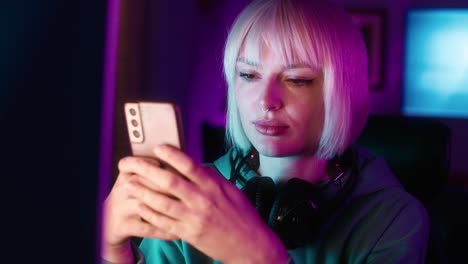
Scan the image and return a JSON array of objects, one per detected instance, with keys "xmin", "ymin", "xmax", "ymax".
[{"xmin": 253, "ymin": 142, "xmax": 318, "ymax": 158}]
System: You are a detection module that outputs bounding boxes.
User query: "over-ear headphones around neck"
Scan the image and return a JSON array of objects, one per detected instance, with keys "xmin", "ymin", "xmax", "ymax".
[{"xmin": 231, "ymin": 148, "xmax": 358, "ymax": 249}]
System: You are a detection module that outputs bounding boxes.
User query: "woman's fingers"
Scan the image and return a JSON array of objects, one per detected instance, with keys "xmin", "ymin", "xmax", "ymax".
[
  {"xmin": 127, "ymin": 181, "xmax": 189, "ymax": 221},
  {"xmin": 153, "ymin": 145, "xmax": 212, "ymax": 186},
  {"xmin": 118, "ymin": 154, "xmax": 203, "ymax": 203},
  {"xmin": 127, "ymin": 216, "xmax": 179, "ymax": 241},
  {"xmin": 118, "ymin": 171, "xmax": 194, "ymax": 237},
  {"xmin": 137, "ymin": 203, "xmax": 185, "ymax": 238},
  {"xmin": 152, "ymin": 145, "xmax": 230, "ymax": 198},
  {"xmin": 118, "ymin": 156, "xmax": 161, "ymax": 181},
  {"xmin": 118, "ymin": 148, "xmax": 229, "ymax": 206},
  {"xmin": 106, "ymin": 190, "xmax": 180, "ymax": 241}
]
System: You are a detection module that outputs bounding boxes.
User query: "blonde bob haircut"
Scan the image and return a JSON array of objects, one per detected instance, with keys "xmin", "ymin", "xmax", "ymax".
[{"xmin": 223, "ymin": 0, "xmax": 369, "ymax": 159}]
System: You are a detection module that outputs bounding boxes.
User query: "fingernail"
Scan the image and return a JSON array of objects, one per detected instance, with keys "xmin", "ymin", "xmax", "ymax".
[
  {"xmin": 153, "ymin": 146, "xmax": 161, "ymax": 156},
  {"xmin": 153, "ymin": 145, "xmax": 164, "ymax": 156}
]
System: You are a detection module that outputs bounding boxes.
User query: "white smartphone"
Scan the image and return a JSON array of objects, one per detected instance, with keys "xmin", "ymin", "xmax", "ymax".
[{"xmin": 124, "ymin": 101, "xmax": 185, "ymax": 158}]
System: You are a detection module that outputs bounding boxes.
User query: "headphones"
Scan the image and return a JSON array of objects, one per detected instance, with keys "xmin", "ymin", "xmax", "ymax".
[{"xmin": 229, "ymin": 148, "xmax": 357, "ymax": 249}]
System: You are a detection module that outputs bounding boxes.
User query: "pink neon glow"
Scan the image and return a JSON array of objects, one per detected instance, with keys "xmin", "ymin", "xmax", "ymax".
[{"xmin": 96, "ymin": 0, "xmax": 120, "ymax": 261}]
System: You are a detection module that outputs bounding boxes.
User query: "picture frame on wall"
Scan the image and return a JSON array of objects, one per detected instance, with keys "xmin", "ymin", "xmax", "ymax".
[{"xmin": 346, "ymin": 8, "xmax": 386, "ymax": 91}]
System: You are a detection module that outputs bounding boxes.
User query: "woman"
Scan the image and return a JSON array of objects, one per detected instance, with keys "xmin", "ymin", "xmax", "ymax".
[{"xmin": 102, "ymin": 0, "xmax": 429, "ymax": 263}]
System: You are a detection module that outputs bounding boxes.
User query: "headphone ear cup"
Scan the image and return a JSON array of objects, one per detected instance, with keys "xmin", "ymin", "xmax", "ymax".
[
  {"xmin": 268, "ymin": 178, "xmax": 322, "ymax": 249},
  {"xmin": 241, "ymin": 176, "xmax": 276, "ymax": 223}
]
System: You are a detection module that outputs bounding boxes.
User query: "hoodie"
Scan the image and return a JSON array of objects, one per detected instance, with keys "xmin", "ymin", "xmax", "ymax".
[{"xmin": 134, "ymin": 146, "xmax": 429, "ymax": 264}]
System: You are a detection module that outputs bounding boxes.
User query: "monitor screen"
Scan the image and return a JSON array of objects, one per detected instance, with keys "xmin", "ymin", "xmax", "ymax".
[{"xmin": 402, "ymin": 9, "xmax": 468, "ymax": 118}]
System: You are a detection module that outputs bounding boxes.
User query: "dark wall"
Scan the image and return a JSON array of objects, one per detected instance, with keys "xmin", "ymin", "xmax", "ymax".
[{"xmin": 1, "ymin": 0, "xmax": 106, "ymax": 262}]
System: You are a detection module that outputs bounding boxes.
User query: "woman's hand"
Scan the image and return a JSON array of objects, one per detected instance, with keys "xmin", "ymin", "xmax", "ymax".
[
  {"xmin": 102, "ymin": 156, "xmax": 179, "ymax": 263},
  {"xmin": 118, "ymin": 144, "xmax": 289, "ymax": 264}
]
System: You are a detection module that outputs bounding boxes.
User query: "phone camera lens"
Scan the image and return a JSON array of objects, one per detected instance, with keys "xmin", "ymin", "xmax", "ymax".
[
  {"xmin": 133, "ymin": 130, "xmax": 141, "ymax": 138},
  {"xmin": 129, "ymin": 108, "xmax": 137, "ymax": 116},
  {"xmin": 131, "ymin": 119, "xmax": 138, "ymax": 127}
]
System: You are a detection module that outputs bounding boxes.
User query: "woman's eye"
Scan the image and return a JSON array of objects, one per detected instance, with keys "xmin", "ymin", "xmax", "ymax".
[
  {"xmin": 239, "ymin": 72, "xmax": 257, "ymax": 81},
  {"xmin": 287, "ymin": 78, "xmax": 314, "ymax": 87}
]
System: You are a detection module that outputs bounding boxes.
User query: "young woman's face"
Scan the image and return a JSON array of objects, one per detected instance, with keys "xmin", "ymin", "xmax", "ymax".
[{"xmin": 235, "ymin": 45, "xmax": 325, "ymax": 157}]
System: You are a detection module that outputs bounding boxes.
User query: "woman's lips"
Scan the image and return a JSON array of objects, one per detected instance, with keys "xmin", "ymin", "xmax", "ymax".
[{"xmin": 252, "ymin": 120, "xmax": 289, "ymax": 136}]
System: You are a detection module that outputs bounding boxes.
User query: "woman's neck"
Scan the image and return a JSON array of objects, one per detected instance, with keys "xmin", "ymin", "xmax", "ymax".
[{"xmin": 257, "ymin": 154, "xmax": 329, "ymax": 185}]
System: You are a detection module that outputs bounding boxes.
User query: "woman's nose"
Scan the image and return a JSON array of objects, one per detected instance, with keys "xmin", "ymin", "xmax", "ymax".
[{"xmin": 258, "ymin": 79, "xmax": 283, "ymax": 113}]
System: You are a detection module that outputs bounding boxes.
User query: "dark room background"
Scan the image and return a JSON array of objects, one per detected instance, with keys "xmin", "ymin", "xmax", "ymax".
[{"xmin": 2, "ymin": 0, "xmax": 106, "ymax": 262}]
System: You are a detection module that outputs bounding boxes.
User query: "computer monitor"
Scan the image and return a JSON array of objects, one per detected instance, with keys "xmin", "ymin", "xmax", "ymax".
[{"xmin": 402, "ymin": 8, "xmax": 468, "ymax": 118}]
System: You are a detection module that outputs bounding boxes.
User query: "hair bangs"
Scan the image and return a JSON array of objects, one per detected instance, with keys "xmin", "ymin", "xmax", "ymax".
[{"xmin": 240, "ymin": 3, "xmax": 322, "ymax": 71}]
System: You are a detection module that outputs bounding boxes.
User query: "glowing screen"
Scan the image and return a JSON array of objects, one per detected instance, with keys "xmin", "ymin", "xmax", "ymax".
[{"xmin": 403, "ymin": 9, "xmax": 468, "ymax": 118}]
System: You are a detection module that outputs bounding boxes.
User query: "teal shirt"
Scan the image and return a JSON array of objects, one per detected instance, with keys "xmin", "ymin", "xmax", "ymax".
[{"xmin": 136, "ymin": 147, "xmax": 429, "ymax": 263}]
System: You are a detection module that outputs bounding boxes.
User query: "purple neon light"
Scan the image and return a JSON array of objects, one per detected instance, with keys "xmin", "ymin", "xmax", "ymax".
[{"xmin": 96, "ymin": 0, "xmax": 120, "ymax": 261}]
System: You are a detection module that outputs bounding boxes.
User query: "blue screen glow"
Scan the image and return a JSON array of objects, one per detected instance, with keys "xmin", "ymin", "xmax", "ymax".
[{"xmin": 403, "ymin": 9, "xmax": 468, "ymax": 118}]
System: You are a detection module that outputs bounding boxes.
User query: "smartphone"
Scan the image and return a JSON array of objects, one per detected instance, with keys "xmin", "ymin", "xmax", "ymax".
[{"xmin": 124, "ymin": 101, "xmax": 185, "ymax": 158}]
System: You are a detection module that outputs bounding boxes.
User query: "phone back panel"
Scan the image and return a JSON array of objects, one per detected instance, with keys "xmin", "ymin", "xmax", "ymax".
[{"xmin": 124, "ymin": 102, "xmax": 184, "ymax": 158}]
